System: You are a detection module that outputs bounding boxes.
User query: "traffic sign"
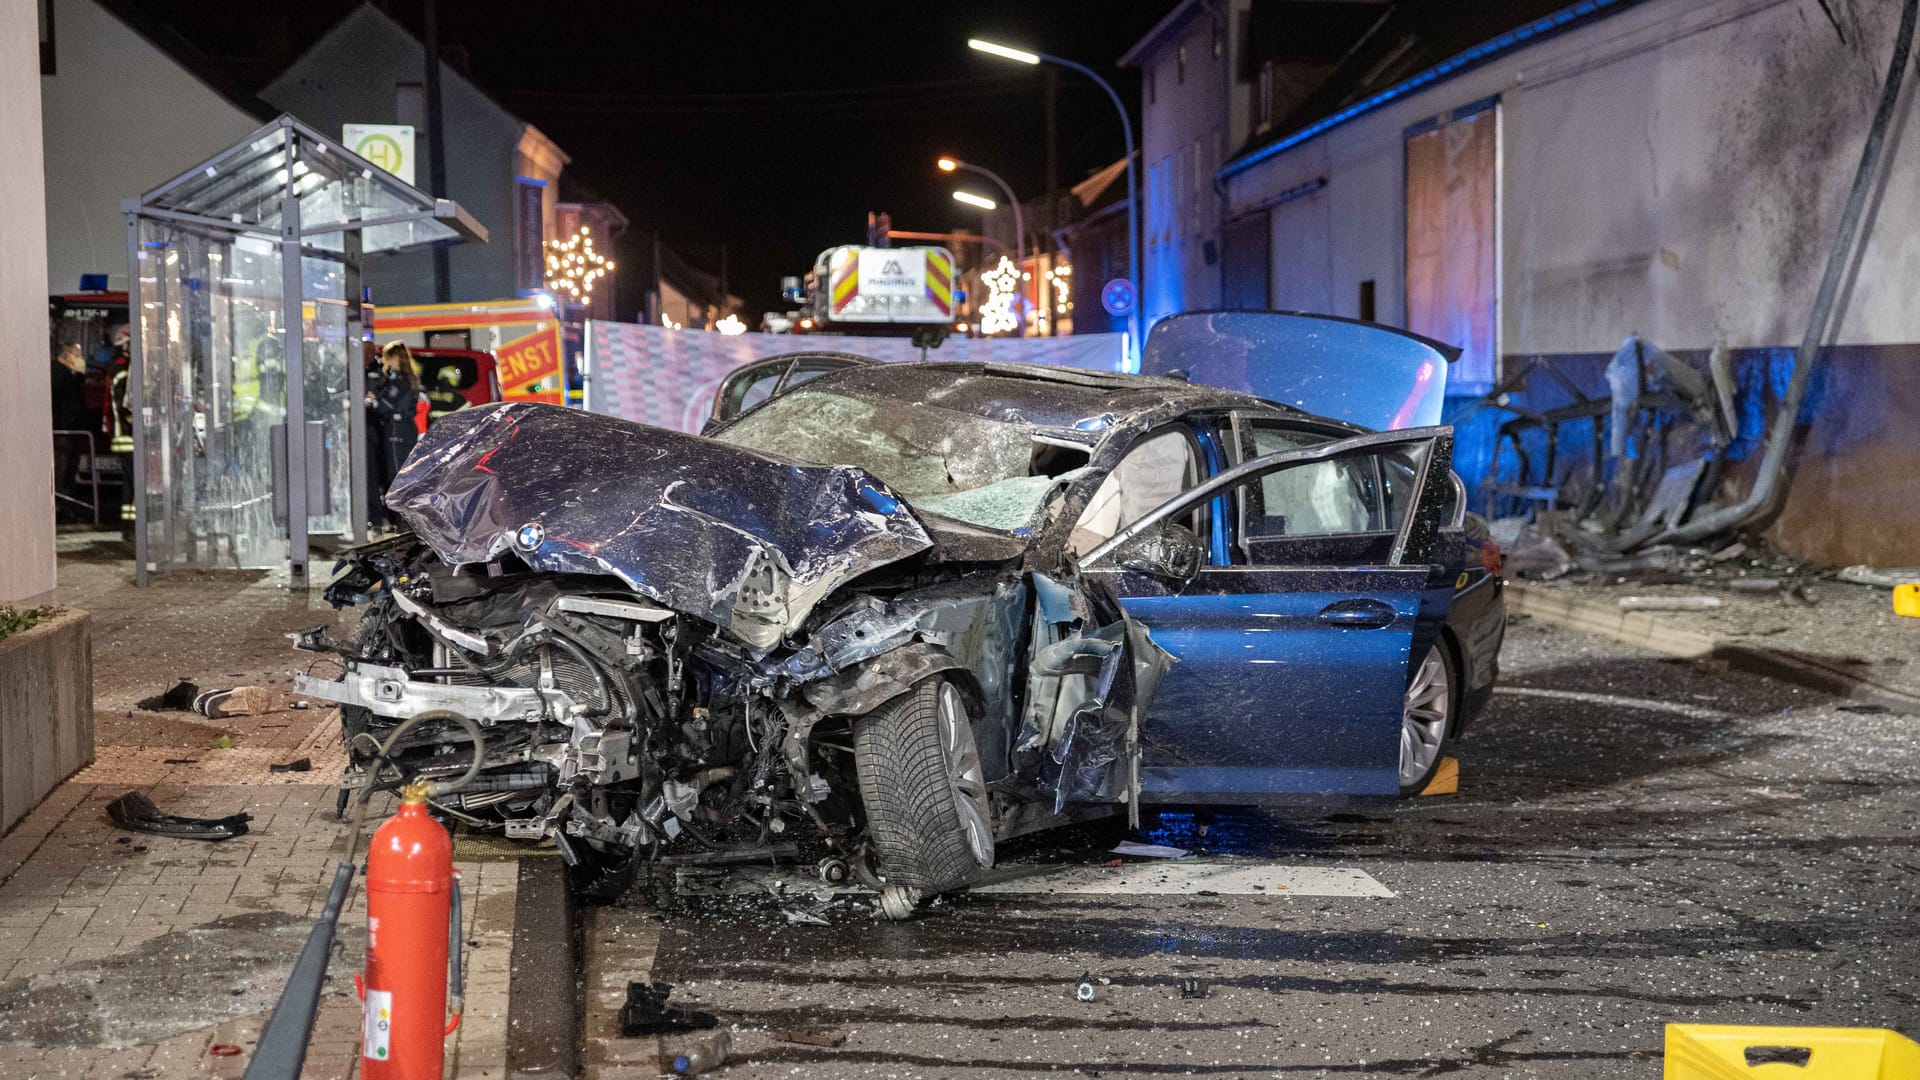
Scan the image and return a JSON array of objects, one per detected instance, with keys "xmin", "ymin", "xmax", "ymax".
[
  {"xmin": 1101, "ymin": 278, "xmax": 1136, "ymax": 317},
  {"xmin": 343, "ymin": 124, "xmax": 415, "ymax": 186}
]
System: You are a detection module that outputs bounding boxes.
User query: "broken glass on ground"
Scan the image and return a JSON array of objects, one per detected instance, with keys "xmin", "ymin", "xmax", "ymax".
[{"xmin": 1110, "ymin": 841, "xmax": 1189, "ymax": 859}]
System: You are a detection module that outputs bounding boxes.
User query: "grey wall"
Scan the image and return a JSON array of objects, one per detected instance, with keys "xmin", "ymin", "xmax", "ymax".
[
  {"xmin": 1224, "ymin": 0, "xmax": 1920, "ymax": 357},
  {"xmin": 1137, "ymin": 4, "xmax": 1236, "ymax": 323},
  {"xmin": 39, "ymin": 0, "xmax": 261, "ymax": 293},
  {"xmin": 262, "ymin": 4, "xmax": 522, "ymax": 306},
  {"xmin": 5, "ymin": 0, "xmax": 56, "ymax": 603},
  {"xmin": 1222, "ymin": 0, "xmax": 1920, "ymax": 565},
  {"xmin": 0, "ymin": 612, "xmax": 94, "ymax": 833}
]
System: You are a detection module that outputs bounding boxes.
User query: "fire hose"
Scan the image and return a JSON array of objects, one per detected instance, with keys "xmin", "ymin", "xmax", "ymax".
[{"xmin": 243, "ymin": 711, "xmax": 485, "ymax": 1080}]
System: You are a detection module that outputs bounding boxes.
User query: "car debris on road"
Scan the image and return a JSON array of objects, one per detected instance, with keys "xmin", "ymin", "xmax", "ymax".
[
  {"xmin": 617, "ymin": 981, "xmax": 716, "ymax": 1037},
  {"xmin": 105, "ymin": 791, "xmax": 251, "ymax": 841}
]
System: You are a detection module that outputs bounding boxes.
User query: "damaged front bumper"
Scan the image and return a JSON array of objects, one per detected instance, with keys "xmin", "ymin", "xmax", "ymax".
[{"xmin": 294, "ymin": 662, "xmax": 550, "ymax": 726}]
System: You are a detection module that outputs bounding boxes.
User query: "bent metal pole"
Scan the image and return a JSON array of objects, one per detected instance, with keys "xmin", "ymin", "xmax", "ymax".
[{"xmin": 1651, "ymin": 0, "xmax": 1918, "ymax": 546}]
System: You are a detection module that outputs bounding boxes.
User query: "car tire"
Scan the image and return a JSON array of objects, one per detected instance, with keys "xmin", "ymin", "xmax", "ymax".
[
  {"xmin": 853, "ymin": 675, "xmax": 995, "ymax": 898},
  {"xmin": 1398, "ymin": 642, "xmax": 1457, "ymax": 797}
]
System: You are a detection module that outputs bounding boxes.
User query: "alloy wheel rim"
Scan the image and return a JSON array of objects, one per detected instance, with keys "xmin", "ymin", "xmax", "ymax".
[
  {"xmin": 937, "ymin": 682, "xmax": 995, "ymax": 867},
  {"xmin": 1399, "ymin": 645, "xmax": 1451, "ymax": 787}
]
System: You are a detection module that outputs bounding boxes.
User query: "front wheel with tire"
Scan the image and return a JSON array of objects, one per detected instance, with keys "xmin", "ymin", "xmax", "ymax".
[
  {"xmin": 1399, "ymin": 642, "xmax": 1456, "ymax": 796},
  {"xmin": 852, "ymin": 676, "xmax": 995, "ymax": 899}
]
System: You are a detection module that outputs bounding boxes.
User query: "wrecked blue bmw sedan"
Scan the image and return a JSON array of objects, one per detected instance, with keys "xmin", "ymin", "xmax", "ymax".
[{"xmin": 295, "ymin": 313, "xmax": 1504, "ymax": 914}]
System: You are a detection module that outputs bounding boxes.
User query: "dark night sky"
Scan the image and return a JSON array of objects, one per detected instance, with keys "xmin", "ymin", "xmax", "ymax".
[{"xmin": 130, "ymin": 1, "xmax": 1171, "ymax": 315}]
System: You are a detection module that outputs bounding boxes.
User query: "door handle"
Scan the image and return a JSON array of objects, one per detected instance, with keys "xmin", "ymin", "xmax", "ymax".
[{"xmin": 1316, "ymin": 598, "xmax": 1397, "ymax": 629}]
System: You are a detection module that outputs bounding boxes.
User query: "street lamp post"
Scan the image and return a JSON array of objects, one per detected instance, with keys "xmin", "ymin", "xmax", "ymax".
[
  {"xmin": 968, "ymin": 37, "xmax": 1142, "ymax": 368},
  {"xmin": 938, "ymin": 157, "xmax": 1023, "ymax": 267}
]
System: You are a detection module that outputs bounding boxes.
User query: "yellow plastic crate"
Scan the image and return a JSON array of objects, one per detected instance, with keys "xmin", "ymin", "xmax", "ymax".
[
  {"xmin": 1665, "ymin": 1024, "xmax": 1920, "ymax": 1079},
  {"xmin": 1894, "ymin": 582, "xmax": 1920, "ymax": 618}
]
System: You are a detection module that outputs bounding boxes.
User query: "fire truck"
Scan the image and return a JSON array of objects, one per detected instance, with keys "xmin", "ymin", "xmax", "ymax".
[{"xmin": 789, "ymin": 245, "xmax": 957, "ymax": 347}]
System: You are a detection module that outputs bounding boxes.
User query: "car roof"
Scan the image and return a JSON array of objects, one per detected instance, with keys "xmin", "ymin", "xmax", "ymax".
[{"xmin": 785, "ymin": 360, "xmax": 1302, "ymax": 439}]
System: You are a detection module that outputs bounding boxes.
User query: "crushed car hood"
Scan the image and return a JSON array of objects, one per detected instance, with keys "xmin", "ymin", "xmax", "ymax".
[{"xmin": 386, "ymin": 402, "xmax": 933, "ymax": 652}]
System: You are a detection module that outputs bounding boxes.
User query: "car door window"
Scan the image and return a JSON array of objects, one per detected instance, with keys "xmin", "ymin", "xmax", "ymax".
[
  {"xmin": 781, "ymin": 362, "xmax": 844, "ymax": 392},
  {"xmin": 1084, "ymin": 427, "xmax": 1451, "ymax": 573},
  {"xmin": 1069, "ymin": 429, "xmax": 1201, "ymax": 557},
  {"xmin": 710, "ymin": 355, "xmax": 874, "ymax": 429},
  {"xmin": 1231, "ymin": 421, "xmax": 1417, "ymax": 565}
]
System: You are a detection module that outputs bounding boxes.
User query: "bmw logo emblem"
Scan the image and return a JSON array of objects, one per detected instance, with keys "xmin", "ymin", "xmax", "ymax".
[{"xmin": 514, "ymin": 522, "xmax": 545, "ymax": 552}]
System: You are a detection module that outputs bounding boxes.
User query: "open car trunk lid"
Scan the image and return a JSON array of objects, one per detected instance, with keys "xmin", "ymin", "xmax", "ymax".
[
  {"xmin": 386, "ymin": 402, "xmax": 933, "ymax": 652},
  {"xmin": 1142, "ymin": 311, "xmax": 1461, "ymax": 431}
]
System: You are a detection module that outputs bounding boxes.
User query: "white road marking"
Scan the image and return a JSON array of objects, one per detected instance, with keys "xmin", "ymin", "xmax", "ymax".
[
  {"xmin": 972, "ymin": 862, "xmax": 1394, "ymax": 897},
  {"xmin": 1495, "ymin": 684, "xmax": 1733, "ymax": 720}
]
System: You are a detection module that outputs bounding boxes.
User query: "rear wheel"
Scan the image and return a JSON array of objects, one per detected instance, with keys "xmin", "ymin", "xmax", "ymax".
[
  {"xmin": 1398, "ymin": 642, "xmax": 1455, "ymax": 796},
  {"xmin": 853, "ymin": 676, "xmax": 994, "ymax": 898}
]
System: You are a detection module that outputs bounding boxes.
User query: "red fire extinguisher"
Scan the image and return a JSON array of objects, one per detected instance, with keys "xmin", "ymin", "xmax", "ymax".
[{"xmin": 360, "ymin": 780, "xmax": 463, "ymax": 1079}]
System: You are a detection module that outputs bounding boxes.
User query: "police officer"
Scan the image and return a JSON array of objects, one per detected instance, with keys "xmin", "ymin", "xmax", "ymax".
[{"xmin": 366, "ymin": 341, "xmax": 426, "ymax": 530}]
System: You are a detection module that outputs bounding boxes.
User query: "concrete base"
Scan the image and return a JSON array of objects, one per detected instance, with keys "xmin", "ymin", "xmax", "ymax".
[{"xmin": 0, "ymin": 609, "xmax": 94, "ymax": 833}]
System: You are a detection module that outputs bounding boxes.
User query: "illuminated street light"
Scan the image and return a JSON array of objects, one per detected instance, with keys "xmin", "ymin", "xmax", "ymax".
[
  {"xmin": 968, "ymin": 36, "xmax": 1142, "ymax": 367},
  {"xmin": 966, "ymin": 38, "xmax": 1040, "ymax": 65},
  {"xmin": 937, "ymin": 155, "xmax": 1024, "ymax": 267},
  {"xmin": 952, "ymin": 190, "xmax": 997, "ymax": 211}
]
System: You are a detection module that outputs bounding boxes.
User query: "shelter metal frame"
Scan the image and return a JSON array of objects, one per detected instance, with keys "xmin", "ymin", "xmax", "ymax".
[{"xmin": 122, "ymin": 114, "xmax": 485, "ymax": 587}]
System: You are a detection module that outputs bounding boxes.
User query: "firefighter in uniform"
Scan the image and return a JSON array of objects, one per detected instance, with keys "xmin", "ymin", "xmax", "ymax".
[{"xmin": 424, "ymin": 364, "xmax": 470, "ymax": 423}]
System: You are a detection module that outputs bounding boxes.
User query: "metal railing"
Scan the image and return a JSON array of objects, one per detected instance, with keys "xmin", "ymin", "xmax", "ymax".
[{"xmin": 51, "ymin": 430, "xmax": 102, "ymax": 526}]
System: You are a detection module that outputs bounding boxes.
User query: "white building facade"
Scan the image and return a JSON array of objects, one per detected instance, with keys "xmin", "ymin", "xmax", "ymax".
[
  {"xmin": 1129, "ymin": 0, "xmax": 1920, "ymax": 564},
  {"xmin": 39, "ymin": 0, "xmax": 264, "ymax": 294}
]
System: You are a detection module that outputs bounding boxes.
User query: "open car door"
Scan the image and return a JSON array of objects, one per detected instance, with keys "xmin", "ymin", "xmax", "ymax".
[
  {"xmin": 703, "ymin": 352, "xmax": 874, "ymax": 432},
  {"xmin": 1077, "ymin": 426, "xmax": 1456, "ymax": 801}
]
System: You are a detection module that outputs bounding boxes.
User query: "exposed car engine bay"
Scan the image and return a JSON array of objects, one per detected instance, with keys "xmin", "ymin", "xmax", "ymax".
[
  {"xmin": 301, "ymin": 537, "xmax": 874, "ymax": 895},
  {"xmin": 295, "ymin": 526, "xmax": 1152, "ymax": 908}
]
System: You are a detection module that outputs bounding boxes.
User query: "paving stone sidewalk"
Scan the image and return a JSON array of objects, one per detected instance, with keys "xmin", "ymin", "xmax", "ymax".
[
  {"xmin": 0, "ymin": 754, "xmax": 517, "ymax": 1079},
  {"xmin": 0, "ymin": 539, "xmax": 530, "ymax": 1077}
]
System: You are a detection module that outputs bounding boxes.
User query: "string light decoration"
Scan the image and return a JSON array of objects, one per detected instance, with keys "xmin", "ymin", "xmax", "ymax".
[
  {"xmin": 978, "ymin": 256, "xmax": 1021, "ymax": 336},
  {"xmin": 1047, "ymin": 262, "xmax": 1073, "ymax": 316},
  {"xmin": 545, "ymin": 226, "xmax": 615, "ymax": 300}
]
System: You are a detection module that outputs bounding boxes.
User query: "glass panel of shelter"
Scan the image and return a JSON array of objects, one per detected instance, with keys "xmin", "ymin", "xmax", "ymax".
[
  {"xmin": 301, "ymin": 243, "xmax": 353, "ymax": 538},
  {"xmin": 137, "ymin": 221, "xmax": 289, "ymax": 572}
]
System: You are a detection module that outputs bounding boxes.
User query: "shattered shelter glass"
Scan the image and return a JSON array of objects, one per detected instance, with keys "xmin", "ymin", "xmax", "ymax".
[{"xmin": 1143, "ymin": 311, "xmax": 1460, "ymax": 431}]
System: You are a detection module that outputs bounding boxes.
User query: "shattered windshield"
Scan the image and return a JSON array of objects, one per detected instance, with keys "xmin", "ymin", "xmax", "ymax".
[{"xmin": 715, "ymin": 388, "xmax": 1056, "ymax": 531}]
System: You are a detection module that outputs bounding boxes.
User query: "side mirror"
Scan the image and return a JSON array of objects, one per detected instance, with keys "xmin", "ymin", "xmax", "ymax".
[{"xmin": 1113, "ymin": 522, "xmax": 1204, "ymax": 582}]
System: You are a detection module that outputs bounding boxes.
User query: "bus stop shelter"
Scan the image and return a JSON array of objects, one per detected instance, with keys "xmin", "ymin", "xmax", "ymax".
[{"xmin": 123, "ymin": 114, "xmax": 485, "ymax": 586}]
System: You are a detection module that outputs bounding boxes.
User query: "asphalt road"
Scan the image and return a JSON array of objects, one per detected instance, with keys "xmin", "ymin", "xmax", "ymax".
[{"xmin": 585, "ymin": 616, "xmax": 1920, "ymax": 1077}]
